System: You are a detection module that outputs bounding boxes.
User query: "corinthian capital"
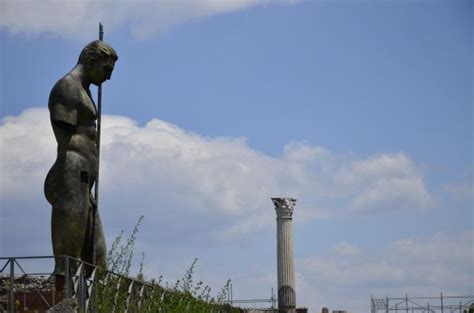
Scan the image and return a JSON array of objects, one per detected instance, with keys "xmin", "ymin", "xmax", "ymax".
[{"xmin": 272, "ymin": 197, "xmax": 296, "ymax": 218}]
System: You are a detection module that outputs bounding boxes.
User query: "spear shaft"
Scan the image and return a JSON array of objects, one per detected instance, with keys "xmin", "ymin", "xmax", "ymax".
[
  {"xmin": 92, "ymin": 22, "xmax": 104, "ymax": 268},
  {"xmin": 88, "ymin": 23, "xmax": 104, "ymax": 313}
]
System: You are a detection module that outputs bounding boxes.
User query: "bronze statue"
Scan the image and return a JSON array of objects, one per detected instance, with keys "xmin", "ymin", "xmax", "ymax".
[{"xmin": 44, "ymin": 40, "xmax": 118, "ymax": 280}]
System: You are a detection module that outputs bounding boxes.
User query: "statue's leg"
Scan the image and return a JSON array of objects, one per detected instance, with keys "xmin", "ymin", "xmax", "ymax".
[
  {"xmin": 51, "ymin": 206, "xmax": 88, "ymax": 275},
  {"xmin": 82, "ymin": 207, "xmax": 107, "ymax": 272},
  {"xmin": 94, "ymin": 211, "xmax": 107, "ymax": 268},
  {"xmin": 50, "ymin": 154, "xmax": 90, "ymax": 277}
]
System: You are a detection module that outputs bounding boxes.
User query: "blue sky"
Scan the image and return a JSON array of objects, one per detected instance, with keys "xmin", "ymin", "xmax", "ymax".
[{"xmin": 0, "ymin": 1, "xmax": 472, "ymax": 312}]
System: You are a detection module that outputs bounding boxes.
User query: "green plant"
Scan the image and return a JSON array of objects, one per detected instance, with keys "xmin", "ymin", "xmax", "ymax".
[{"xmin": 93, "ymin": 216, "xmax": 240, "ymax": 313}]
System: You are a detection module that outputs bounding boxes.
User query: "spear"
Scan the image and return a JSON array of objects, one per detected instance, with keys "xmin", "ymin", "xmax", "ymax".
[
  {"xmin": 92, "ymin": 22, "xmax": 104, "ymax": 268},
  {"xmin": 88, "ymin": 22, "xmax": 104, "ymax": 313}
]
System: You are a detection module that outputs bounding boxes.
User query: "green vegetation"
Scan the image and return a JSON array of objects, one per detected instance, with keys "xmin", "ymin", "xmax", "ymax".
[{"xmin": 94, "ymin": 216, "xmax": 239, "ymax": 312}]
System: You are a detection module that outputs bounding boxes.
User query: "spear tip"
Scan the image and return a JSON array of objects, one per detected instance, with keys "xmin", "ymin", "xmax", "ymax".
[{"xmin": 99, "ymin": 22, "xmax": 104, "ymax": 41}]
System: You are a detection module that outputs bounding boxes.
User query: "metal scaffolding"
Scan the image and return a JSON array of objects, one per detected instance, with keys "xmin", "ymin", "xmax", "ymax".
[
  {"xmin": 371, "ymin": 294, "xmax": 474, "ymax": 313},
  {"xmin": 217, "ymin": 286, "xmax": 278, "ymax": 311}
]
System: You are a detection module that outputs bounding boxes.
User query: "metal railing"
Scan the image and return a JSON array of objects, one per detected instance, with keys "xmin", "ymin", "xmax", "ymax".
[
  {"xmin": 216, "ymin": 285, "xmax": 277, "ymax": 312},
  {"xmin": 218, "ymin": 298, "xmax": 278, "ymax": 311},
  {"xmin": 0, "ymin": 255, "xmax": 160, "ymax": 312},
  {"xmin": 371, "ymin": 294, "xmax": 474, "ymax": 313},
  {"xmin": 1, "ymin": 256, "xmax": 59, "ymax": 312},
  {"xmin": 0, "ymin": 255, "xmax": 246, "ymax": 313}
]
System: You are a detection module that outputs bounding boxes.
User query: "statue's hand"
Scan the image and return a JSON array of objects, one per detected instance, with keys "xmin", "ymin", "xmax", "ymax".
[{"xmin": 89, "ymin": 194, "xmax": 97, "ymax": 210}]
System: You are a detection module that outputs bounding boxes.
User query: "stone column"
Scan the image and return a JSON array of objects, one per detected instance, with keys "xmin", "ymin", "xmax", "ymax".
[{"xmin": 272, "ymin": 197, "xmax": 297, "ymax": 313}]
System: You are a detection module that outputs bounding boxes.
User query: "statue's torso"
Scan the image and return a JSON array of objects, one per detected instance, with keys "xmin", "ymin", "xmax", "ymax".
[
  {"xmin": 53, "ymin": 85, "xmax": 98, "ymax": 166},
  {"xmin": 45, "ymin": 75, "xmax": 98, "ymax": 208}
]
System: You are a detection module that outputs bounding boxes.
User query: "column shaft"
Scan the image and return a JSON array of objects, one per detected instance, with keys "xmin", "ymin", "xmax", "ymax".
[{"xmin": 272, "ymin": 197, "xmax": 297, "ymax": 313}]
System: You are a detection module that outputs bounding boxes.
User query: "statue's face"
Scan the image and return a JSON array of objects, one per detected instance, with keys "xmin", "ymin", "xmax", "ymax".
[{"xmin": 89, "ymin": 57, "xmax": 115, "ymax": 86}]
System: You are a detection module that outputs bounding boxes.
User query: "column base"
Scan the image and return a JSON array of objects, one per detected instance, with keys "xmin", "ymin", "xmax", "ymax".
[{"xmin": 278, "ymin": 285, "xmax": 296, "ymax": 311}]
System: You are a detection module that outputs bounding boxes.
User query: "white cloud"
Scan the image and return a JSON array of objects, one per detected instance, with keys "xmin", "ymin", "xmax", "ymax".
[
  {"xmin": 0, "ymin": 108, "xmax": 55, "ymax": 199},
  {"xmin": 336, "ymin": 153, "xmax": 435, "ymax": 213},
  {"xmin": 0, "ymin": 108, "xmax": 434, "ymax": 247},
  {"xmin": 298, "ymin": 231, "xmax": 474, "ymax": 313},
  {"xmin": 351, "ymin": 176, "xmax": 434, "ymax": 213},
  {"xmin": 337, "ymin": 153, "xmax": 416, "ymax": 185},
  {"xmin": 0, "ymin": 108, "xmax": 461, "ymax": 313},
  {"xmin": 0, "ymin": 0, "xmax": 300, "ymax": 40}
]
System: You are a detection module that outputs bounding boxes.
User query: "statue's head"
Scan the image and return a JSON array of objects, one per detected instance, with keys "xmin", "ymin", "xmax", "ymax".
[{"xmin": 78, "ymin": 40, "xmax": 118, "ymax": 86}]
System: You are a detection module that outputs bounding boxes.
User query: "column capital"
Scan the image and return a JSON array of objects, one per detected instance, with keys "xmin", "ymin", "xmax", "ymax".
[{"xmin": 272, "ymin": 197, "xmax": 296, "ymax": 218}]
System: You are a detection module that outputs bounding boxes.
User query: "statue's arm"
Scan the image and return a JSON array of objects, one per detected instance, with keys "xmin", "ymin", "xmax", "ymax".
[
  {"xmin": 49, "ymin": 79, "xmax": 79, "ymax": 132},
  {"xmin": 50, "ymin": 103, "xmax": 77, "ymax": 132}
]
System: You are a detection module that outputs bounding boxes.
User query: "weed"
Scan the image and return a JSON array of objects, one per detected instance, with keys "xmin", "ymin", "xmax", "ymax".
[{"xmin": 93, "ymin": 216, "xmax": 239, "ymax": 312}]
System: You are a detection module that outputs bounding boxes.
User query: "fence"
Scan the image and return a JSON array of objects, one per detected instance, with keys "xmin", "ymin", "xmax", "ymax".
[
  {"xmin": 0, "ymin": 255, "xmax": 151, "ymax": 312},
  {"xmin": 217, "ymin": 285, "xmax": 277, "ymax": 311},
  {"xmin": 218, "ymin": 298, "xmax": 277, "ymax": 311},
  {"xmin": 0, "ymin": 255, "xmax": 234, "ymax": 313},
  {"xmin": 371, "ymin": 294, "xmax": 474, "ymax": 313}
]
